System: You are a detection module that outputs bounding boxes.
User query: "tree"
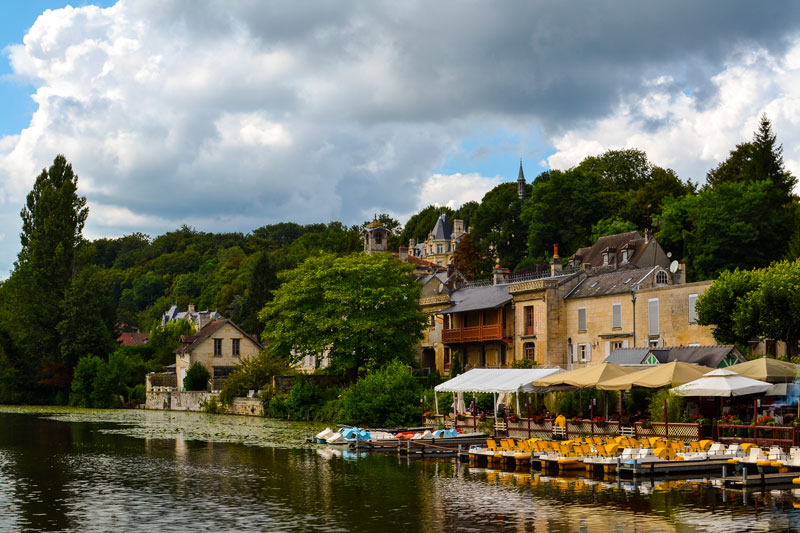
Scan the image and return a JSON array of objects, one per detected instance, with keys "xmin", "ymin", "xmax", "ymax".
[
  {"xmin": 148, "ymin": 320, "xmax": 194, "ymax": 368},
  {"xmin": 398, "ymin": 205, "xmax": 455, "ymax": 246},
  {"xmin": 591, "ymin": 217, "xmax": 638, "ymax": 243},
  {"xmin": 219, "ymin": 350, "xmax": 293, "ymax": 405},
  {"xmin": 469, "ymin": 183, "xmax": 529, "ymax": 271},
  {"xmin": 260, "ymin": 253, "xmax": 426, "ymax": 377},
  {"xmin": 230, "ymin": 251, "xmax": 279, "ymax": 334},
  {"xmin": 741, "ymin": 260, "xmax": 800, "ymax": 356},
  {"xmin": 184, "ymin": 362, "xmax": 210, "ymax": 391},
  {"xmin": 695, "ymin": 268, "xmax": 760, "ymax": 346},
  {"xmin": 337, "ymin": 361, "xmax": 422, "ymax": 427},
  {"xmin": 1, "ymin": 155, "xmax": 89, "ymax": 398},
  {"xmin": 452, "ymin": 234, "xmax": 483, "ymax": 280},
  {"xmin": 707, "ymin": 114, "xmax": 796, "ymax": 198}
]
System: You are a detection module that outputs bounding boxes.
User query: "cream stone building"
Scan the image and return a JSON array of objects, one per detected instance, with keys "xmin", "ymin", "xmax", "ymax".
[
  {"xmin": 409, "ymin": 212, "xmax": 466, "ymax": 267},
  {"xmin": 174, "ymin": 319, "xmax": 263, "ymax": 390}
]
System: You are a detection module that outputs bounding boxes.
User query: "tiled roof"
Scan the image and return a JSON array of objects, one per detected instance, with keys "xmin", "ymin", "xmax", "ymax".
[
  {"xmin": 391, "ymin": 252, "xmax": 444, "ymax": 270},
  {"xmin": 173, "ymin": 319, "xmax": 264, "ymax": 354},
  {"xmin": 117, "ymin": 332, "xmax": 149, "ymax": 346},
  {"xmin": 604, "ymin": 346, "xmax": 743, "ymax": 368},
  {"xmin": 570, "ymin": 231, "xmax": 650, "ymax": 267}
]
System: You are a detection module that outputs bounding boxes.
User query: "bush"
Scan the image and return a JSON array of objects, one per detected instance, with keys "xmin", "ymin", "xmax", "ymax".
[
  {"xmin": 184, "ymin": 362, "xmax": 210, "ymax": 391},
  {"xmin": 511, "ymin": 358, "xmax": 536, "ymax": 369},
  {"xmin": 219, "ymin": 351, "xmax": 293, "ymax": 405},
  {"xmin": 202, "ymin": 396, "xmax": 225, "ymax": 414},
  {"xmin": 129, "ymin": 383, "xmax": 146, "ymax": 403},
  {"xmin": 70, "ymin": 355, "xmax": 113, "ymax": 408},
  {"xmin": 648, "ymin": 388, "xmax": 685, "ymax": 423},
  {"xmin": 286, "ymin": 378, "xmax": 325, "ymax": 420},
  {"xmin": 338, "ymin": 361, "xmax": 422, "ymax": 427}
]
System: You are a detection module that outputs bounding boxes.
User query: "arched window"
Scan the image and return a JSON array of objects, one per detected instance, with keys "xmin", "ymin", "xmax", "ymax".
[
  {"xmin": 655, "ymin": 270, "xmax": 668, "ymax": 285},
  {"xmin": 524, "ymin": 342, "xmax": 535, "ymax": 362},
  {"xmin": 374, "ymin": 233, "xmax": 382, "ymax": 245}
]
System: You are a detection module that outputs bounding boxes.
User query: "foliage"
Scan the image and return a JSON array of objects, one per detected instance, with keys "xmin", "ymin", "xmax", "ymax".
[
  {"xmin": 202, "ymin": 396, "xmax": 225, "ymax": 414},
  {"xmin": 469, "ymin": 183, "xmax": 529, "ymax": 271},
  {"xmin": 591, "ymin": 217, "xmax": 637, "ymax": 243},
  {"xmin": 452, "ymin": 234, "xmax": 482, "ymax": 280},
  {"xmin": 184, "ymin": 362, "xmax": 210, "ymax": 391},
  {"xmin": 397, "ymin": 205, "xmax": 455, "ymax": 246},
  {"xmin": 70, "ymin": 355, "xmax": 113, "ymax": 408},
  {"xmin": 285, "ymin": 378, "xmax": 327, "ymax": 421},
  {"xmin": 449, "ymin": 351, "xmax": 463, "ymax": 377},
  {"xmin": 260, "ymin": 253, "xmax": 426, "ymax": 377},
  {"xmin": 695, "ymin": 268, "xmax": 760, "ymax": 345},
  {"xmin": 510, "ymin": 358, "xmax": 537, "ymax": 368},
  {"xmin": 148, "ymin": 320, "xmax": 194, "ymax": 368},
  {"xmin": 647, "ymin": 388, "xmax": 684, "ymax": 424},
  {"xmin": 218, "ymin": 350, "xmax": 294, "ymax": 405},
  {"xmin": 337, "ymin": 361, "xmax": 422, "ymax": 427}
]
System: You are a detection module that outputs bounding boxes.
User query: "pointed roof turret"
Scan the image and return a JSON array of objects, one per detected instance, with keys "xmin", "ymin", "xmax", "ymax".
[{"xmin": 517, "ymin": 159, "xmax": 527, "ymax": 199}]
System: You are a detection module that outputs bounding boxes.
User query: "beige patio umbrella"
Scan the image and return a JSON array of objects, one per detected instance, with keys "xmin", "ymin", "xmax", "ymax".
[
  {"xmin": 725, "ymin": 357, "xmax": 798, "ymax": 383},
  {"xmin": 532, "ymin": 362, "xmax": 639, "ymax": 389},
  {"xmin": 596, "ymin": 361, "xmax": 714, "ymax": 390}
]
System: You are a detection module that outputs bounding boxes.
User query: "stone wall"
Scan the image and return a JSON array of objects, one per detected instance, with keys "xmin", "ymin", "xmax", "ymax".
[
  {"xmin": 145, "ymin": 390, "xmax": 217, "ymax": 411},
  {"xmin": 145, "ymin": 389, "xmax": 264, "ymax": 416}
]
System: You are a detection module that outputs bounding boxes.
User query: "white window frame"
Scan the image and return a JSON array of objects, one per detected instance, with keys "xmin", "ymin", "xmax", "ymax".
[
  {"xmin": 578, "ymin": 343, "xmax": 591, "ymax": 362},
  {"xmin": 688, "ymin": 293, "xmax": 698, "ymax": 324},
  {"xmin": 612, "ymin": 303, "xmax": 622, "ymax": 329},
  {"xmin": 578, "ymin": 307, "xmax": 587, "ymax": 332},
  {"xmin": 648, "ymin": 298, "xmax": 659, "ymax": 336}
]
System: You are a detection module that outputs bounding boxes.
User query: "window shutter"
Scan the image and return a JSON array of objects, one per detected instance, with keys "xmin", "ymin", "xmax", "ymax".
[
  {"xmin": 578, "ymin": 308, "xmax": 587, "ymax": 332},
  {"xmin": 688, "ymin": 294, "xmax": 698, "ymax": 323},
  {"xmin": 648, "ymin": 298, "xmax": 659, "ymax": 336},
  {"xmin": 605, "ymin": 341, "xmax": 610, "ymax": 357},
  {"xmin": 612, "ymin": 303, "xmax": 621, "ymax": 329},
  {"xmin": 622, "ymin": 340, "xmax": 629, "ymax": 348},
  {"xmin": 586, "ymin": 344, "xmax": 592, "ymax": 362}
]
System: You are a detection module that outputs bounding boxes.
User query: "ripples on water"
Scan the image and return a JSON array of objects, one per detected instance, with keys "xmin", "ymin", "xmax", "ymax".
[{"xmin": 0, "ymin": 408, "xmax": 799, "ymax": 531}]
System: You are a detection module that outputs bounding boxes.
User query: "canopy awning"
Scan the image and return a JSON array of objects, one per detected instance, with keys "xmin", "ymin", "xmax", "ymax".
[
  {"xmin": 434, "ymin": 368, "xmax": 564, "ymax": 394},
  {"xmin": 596, "ymin": 361, "xmax": 714, "ymax": 390},
  {"xmin": 532, "ymin": 363, "xmax": 639, "ymax": 389},
  {"xmin": 725, "ymin": 357, "xmax": 798, "ymax": 383},
  {"xmin": 670, "ymin": 368, "xmax": 772, "ymax": 397}
]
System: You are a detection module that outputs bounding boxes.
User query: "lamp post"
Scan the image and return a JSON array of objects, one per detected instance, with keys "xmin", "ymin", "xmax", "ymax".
[{"xmin": 631, "ymin": 291, "xmax": 637, "ymax": 348}]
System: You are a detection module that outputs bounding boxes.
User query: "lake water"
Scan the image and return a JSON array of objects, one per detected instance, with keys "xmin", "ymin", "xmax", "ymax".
[{"xmin": 1, "ymin": 408, "xmax": 799, "ymax": 532}]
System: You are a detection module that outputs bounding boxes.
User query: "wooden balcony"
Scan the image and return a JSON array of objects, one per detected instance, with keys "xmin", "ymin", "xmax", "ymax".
[{"xmin": 442, "ymin": 323, "xmax": 505, "ymax": 343}]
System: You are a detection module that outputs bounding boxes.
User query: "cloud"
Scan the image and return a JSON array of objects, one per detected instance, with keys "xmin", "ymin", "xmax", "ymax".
[{"xmin": 0, "ymin": 1, "xmax": 800, "ymax": 277}]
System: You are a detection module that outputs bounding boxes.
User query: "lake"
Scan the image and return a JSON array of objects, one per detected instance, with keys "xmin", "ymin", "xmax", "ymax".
[{"xmin": 0, "ymin": 407, "xmax": 799, "ymax": 531}]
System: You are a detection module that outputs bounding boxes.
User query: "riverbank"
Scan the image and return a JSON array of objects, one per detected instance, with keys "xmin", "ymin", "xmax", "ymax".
[{"xmin": 0, "ymin": 406, "xmax": 328, "ymax": 448}]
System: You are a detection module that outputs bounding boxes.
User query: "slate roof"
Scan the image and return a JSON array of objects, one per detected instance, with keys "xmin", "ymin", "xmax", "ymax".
[
  {"xmin": 570, "ymin": 231, "xmax": 652, "ymax": 267},
  {"xmin": 565, "ymin": 265, "xmax": 655, "ymax": 299},
  {"xmin": 438, "ymin": 284, "xmax": 512, "ymax": 315},
  {"xmin": 430, "ymin": 213, "xmax": 453, "ymax": 241},
  {"xmin": 603, "ymin": 345, "xmax": 744, "ymax": 368}
]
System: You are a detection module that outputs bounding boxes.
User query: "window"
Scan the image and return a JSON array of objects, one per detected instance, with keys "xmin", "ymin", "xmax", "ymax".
[
  {"xmin": 578, "ymin": 344, "xmax": 591, "ymax": 362},
  {"xmin": 232, "ymin": 338, "xmax": 240, "ymax": 357},
  {"xmin": 437, "ymin": 244, "xmax": 443, "ymax": 254},
  {"xmin": 524, "ymin": 306, "xmax": 534, "ymax": 335},
  {"xmin": 374, "ymin": 233, "xmax": 382, "ymax": 245},
  {"xmin": 648, "ymin": 298, "xmax": 659, "ymax": 336},
  {"xmin": 611, "ymin": 341, "xmax": 624, "ymax": 351},
  {"xmin": 655, "ymin": 270, "xmax": 668, "ymax": 285},
  {"xmin": 430, "ymin": 314, "xmax": 436, "ymax": 329},
  {"xmin": 524, "ymin": 342, "xmax": 535, "ymax": 361},
  {"xmin": 213, "ymin": 338, "xmax": 222, "ymax": 357},
  {"xmin": 688, "ymin": 294, "xmax": 698, "ymax": 324},
  {"xmin": 622, "ymin": 250, "xmax": 629, "ymax": 263},
  {"xmin": 603, "ymin": 252, "xmax": 610, "ymax": 266},
  {"xmin": 612, "ymin": 303, "xmax": 622, "ymax": 329},
  {"xmin": 578, "ymin": 307, "xmax": 587, "ymax": 332}
]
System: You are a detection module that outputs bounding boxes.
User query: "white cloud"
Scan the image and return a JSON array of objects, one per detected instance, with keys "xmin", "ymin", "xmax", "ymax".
[{"xmin": 418, "ymin": 173, "xmax": 502, "ymax": 210}]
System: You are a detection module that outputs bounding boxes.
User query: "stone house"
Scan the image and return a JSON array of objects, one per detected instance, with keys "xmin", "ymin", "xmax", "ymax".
[
  {"xmin": 174, "ymin": 319, "xmax": 263, "ymax": 390},
  {"xmin": 161, "ymin": 302, "xmax": 223, "ymax": 330},
  {"xmin": 409, "ymin": 212, "xmax": 466, "ymax": 267}
]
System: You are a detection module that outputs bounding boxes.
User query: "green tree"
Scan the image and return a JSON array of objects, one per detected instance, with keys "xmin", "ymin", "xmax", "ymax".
[
  {"xmin": 70, "ymin": 355, "xmax": 112, "ymax": 408},
  {"xmin": 696, "ymin": 268, "xmax": 760, "ymax": 346},
  {"xmin": 398, "ymin": 205, "xmax": 455, "ymax": 246},
  {"xmin": 1, "ymin": 155, "xmax": 89, "ymax": 397},
  {"xmin": 590, "ymin": 217, "xmax": 638, "ymax": 242},
  {"xmin": 148, "ymin": 320, "xmax": 194, "ymax": 368},
  {"xmin": 219, "ymin": 350, "xmax": 293, "ymax": 405},
  {"xmin": 741, "ymin": 260, "xmax": 800, "ymax": 356},
  {"xmin": 452, "ymin": 233, "xmax": 483, "ymax": 280},
  {"xmin": 260, "ymin": 253, "xmax": 426, "ymax": 377},
  {"xmin": 470, "ymin": 182, "xmax": 529, "ymax": 271},
  {"xmin": 184, "ymin": 362, "xmax": 210, "ymax": 391},
  {"xmin": 337, "ymin": 361, "xmax": 422, "ymax": 427}
]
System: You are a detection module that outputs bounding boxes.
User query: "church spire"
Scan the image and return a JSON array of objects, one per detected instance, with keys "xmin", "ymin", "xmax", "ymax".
[{"xmin": 517, "ymin": 159, "xmax": 527, "ymax": 199}]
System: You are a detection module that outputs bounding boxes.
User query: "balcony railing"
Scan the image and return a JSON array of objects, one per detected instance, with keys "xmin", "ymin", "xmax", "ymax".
[{"xmin": 442, "ymin": 323, "xmax": 504, "ymax": 343}]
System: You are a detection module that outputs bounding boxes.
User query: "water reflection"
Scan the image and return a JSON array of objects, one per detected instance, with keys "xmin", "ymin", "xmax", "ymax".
[{"xmin": 0, "ymin": 410, "xmax": 799, "ymax": 531}]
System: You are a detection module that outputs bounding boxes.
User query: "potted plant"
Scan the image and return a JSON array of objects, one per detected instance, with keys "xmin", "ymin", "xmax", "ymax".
[
  {"xmin": 592, "ymin": 416, "xmax": 607, "ymax": 428},
  {"xmin": 640, "ymin": 419, "xmax": 652, "ymax": 429},
  {"xmin": 508, "ymin": 414, "xmax": 520, "ymax": 423},
  {"xmin": 423, "ymin": 411, "xmax": 435, "ymax": 421},
  {"xmin": 532, "ymin": 413, "xmax": 546, "ymax": 425},
  {"xmin": 456, "ymin": 413, "xmax": 467, "ymax": 421}
]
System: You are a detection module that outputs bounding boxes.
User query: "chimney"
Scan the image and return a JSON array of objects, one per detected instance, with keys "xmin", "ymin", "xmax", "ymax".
[
  {"xmin": 550, "ymin": 244, "xmax": 562, "ymax": 276},
  {"xmin": 188, "ymin": 302, "xmax": 196, "ymax": 315},
  {"xmin": 493, "ymin": 265, "xmax": 510, "ymax": 285},
  {"xmin": 645, "ymin": 228, "xmax": 653, "ymax": 244},
  {"xmin": 398, "ymin": 246, "xmax": 409, "ymax": 263},
  {"xmin": 675, "ymin": 263, "xmax": 686, "ymax": 285},
  {"xmin": 446, "ymin": 263, "xmax": 457, "ymax": 289},
  {"xmin": 453, "ymin": 219, "xmax": 464, "ymax": 237}
]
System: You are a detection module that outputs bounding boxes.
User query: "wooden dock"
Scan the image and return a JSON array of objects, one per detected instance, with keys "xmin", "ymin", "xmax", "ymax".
[
  {"xmin": 616, "ymin": 459, "xmax": 731, "ymax": 478},
  {"xmin": 724, "ymin": 470, "xmax": 800, "ymax": 490}
]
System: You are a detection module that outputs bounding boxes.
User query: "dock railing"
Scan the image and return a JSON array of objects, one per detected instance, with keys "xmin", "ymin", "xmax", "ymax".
[
  {"xmin": 716, "ymin": 423, "xmax": 797, "ymax": 451},
  {"xmin": 634, "ymin": 421, "xmax": 701, "ymax": 441}
]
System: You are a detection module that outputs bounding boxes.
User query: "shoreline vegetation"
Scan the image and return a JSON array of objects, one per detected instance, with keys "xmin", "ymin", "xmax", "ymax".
[{"xmin": 0, "ymin": 405, "xmax": 328, "ymax": 449}]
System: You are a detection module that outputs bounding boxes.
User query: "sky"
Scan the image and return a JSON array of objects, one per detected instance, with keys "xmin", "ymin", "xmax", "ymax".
[{"xmin": 2, "ymin": 1, "xmax": 800, "ymax": 276}]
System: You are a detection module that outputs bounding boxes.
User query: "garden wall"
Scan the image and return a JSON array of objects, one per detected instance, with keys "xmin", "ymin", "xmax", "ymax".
[{"xmin": 145, "ymin": 390, "xmax": 263, "ymax": 416}]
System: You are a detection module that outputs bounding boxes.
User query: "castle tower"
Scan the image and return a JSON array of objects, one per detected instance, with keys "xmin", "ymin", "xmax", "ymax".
[{"xmin": 362, "ymin": 217, "xmax": 390, "ymax": 254}]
